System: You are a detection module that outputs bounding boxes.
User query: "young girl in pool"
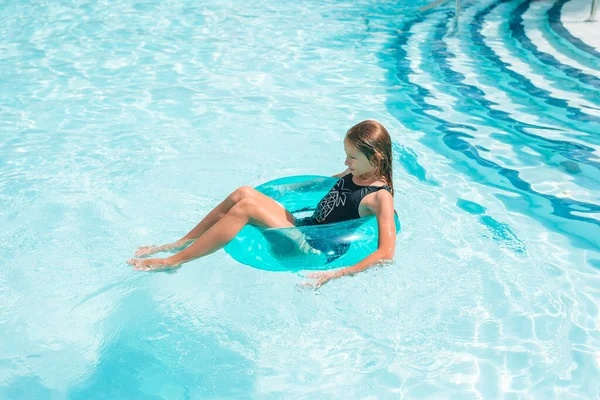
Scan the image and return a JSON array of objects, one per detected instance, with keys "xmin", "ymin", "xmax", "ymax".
[{"xmin": 128, "ymin": 120, "xmax": 397, "ymax": 288}]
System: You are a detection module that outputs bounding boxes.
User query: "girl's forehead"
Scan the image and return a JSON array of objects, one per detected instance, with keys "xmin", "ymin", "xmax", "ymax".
[{"xmin": 343, "ymin": 139, "xmax": 359, "ymax": 154}]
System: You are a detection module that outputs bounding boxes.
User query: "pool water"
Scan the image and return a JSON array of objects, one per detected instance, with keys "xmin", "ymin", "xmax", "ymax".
[{"xmin": 1, "ymin": 0, "xmax": 599, "ymax": 398}]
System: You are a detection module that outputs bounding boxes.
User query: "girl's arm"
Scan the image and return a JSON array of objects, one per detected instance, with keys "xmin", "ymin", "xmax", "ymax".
[{"xmin": 305, "ymin": 190, "xmax": 396, "ymax": 288}]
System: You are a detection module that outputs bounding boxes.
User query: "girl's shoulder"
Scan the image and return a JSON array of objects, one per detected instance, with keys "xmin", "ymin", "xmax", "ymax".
[
  {"xmin": 371, "ymin": 179, "xmax": 389, "ymax": 187},
  {"xmin": 361, "ymin": 186, "xmax": 394, "ymax": 215}
]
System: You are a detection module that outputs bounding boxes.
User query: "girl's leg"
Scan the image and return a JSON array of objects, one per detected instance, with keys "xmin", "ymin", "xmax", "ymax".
[
  {"xmin": 135, "ymin": 186, "xmax": 274, "ymax": 256},
  {"xmin": 129, "ymin": 192, "xmax": 295, "ymax": 269}
]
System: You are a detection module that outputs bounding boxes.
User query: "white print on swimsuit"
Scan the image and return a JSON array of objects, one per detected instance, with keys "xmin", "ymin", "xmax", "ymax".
[{"xmin": 313, "ymin": 178, "xmax": 352, "ymax": 223}]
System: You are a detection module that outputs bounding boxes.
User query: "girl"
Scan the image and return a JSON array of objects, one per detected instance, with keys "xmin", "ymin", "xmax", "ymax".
[{"xmin": 128, "ymin": 120, "xmax": 397, "ymax": 288}]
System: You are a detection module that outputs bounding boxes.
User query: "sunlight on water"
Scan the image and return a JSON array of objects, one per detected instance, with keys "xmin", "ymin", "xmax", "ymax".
[{"xmin": 0, "ymin": 0, "xmax": 599, "ymax": 398}]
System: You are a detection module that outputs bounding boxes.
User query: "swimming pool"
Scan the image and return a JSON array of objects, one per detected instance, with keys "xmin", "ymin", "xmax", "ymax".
[{"xmin": 1, "ymin": 0, "xmax": 599, "ymax": 397}]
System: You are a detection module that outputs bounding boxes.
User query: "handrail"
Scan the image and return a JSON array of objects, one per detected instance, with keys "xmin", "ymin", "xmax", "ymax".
[
  {"xmin": 419, "ymin": 0, "xmax": 461, "ymax": 31},
  {"xmin": 419, "ymin": 0, "xmax": 448, "ymax": 12},
  {"xmin": 589, "ymin": 0, "xmax": 598, "ymax": 21},
  {"xmin": 454, "ymin": 0, "xmax": 461, "ymax": 31}
]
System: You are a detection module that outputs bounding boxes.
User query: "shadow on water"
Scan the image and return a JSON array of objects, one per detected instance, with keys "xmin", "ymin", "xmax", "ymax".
[
  {"xmin": 457, "ymin": 197, "xmax": 526, "ymax": 253},
  {"xmin": 393, "ymin": 142, "xmax": 440, "ymax": 186},
  {"xmin": 70, "ymin": 289, "xmax": 255, "ymax": 399},
  {"xmin": 0, "ymin": 288, "xmax": 256, "ymax": 399}
]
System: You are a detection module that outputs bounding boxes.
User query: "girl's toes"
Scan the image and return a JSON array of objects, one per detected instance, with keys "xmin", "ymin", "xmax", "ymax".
[
  {"xmin": 127, "ymin": 258, "xmax": 143, "ymax": 267},
  {"xmin": 134, "ymin": 246, "xmax": 155, "ymax": 257}
]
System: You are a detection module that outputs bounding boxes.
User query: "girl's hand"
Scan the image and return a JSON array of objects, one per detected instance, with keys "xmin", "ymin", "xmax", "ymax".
[{"xmin": 300, "ymin": 270, "xmax": 342, "ymax": 289}]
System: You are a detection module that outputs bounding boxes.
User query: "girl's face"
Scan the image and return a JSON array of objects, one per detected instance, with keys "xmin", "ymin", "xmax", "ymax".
[{"xmin": 344, "ymin": 138, "xmax": 376, "ymax": 177}]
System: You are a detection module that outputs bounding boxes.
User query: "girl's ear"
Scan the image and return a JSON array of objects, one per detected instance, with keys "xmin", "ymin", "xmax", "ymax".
[
  {"xmin": 369, "ymin": 151, "xmax": 381, "ymax": 169},
  {"xmin": 370, "ymin": 152, "xmax": 382, "ymax": 170}
]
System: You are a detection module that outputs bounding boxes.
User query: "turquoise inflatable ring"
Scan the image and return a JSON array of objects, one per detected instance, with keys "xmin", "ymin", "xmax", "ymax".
[{"xmin": 224, "ymin": 175, "xmax": 401, "ymax": 272}]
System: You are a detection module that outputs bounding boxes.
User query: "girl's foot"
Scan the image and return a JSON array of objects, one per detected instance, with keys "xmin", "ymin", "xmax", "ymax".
[
  {"xmin": 134, "ymin": 245, "xmax": 159, "ymax": 257},
  {"xmin": 135, "ymin": 239, "xmax": 192, "ymax": 257},
  {"xmin": 127, "ymin": 257, "xmax": 180, "ymax": 271}
]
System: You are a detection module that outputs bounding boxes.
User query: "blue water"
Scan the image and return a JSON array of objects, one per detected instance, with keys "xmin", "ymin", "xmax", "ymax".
[{"xmin": 1, "ymin": 0, "xmax": 599, "ymax": 398}]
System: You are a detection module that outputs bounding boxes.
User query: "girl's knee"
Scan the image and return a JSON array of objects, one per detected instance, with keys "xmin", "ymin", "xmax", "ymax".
[{"xmin": 230, "ymin": 186, "xmax": 255, "ymax": 203}]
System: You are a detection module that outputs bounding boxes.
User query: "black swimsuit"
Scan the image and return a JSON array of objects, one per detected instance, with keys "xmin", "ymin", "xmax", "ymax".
[{"xmin": 301, "ymin": 173, "xmax": 391, "ymax": 226}]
